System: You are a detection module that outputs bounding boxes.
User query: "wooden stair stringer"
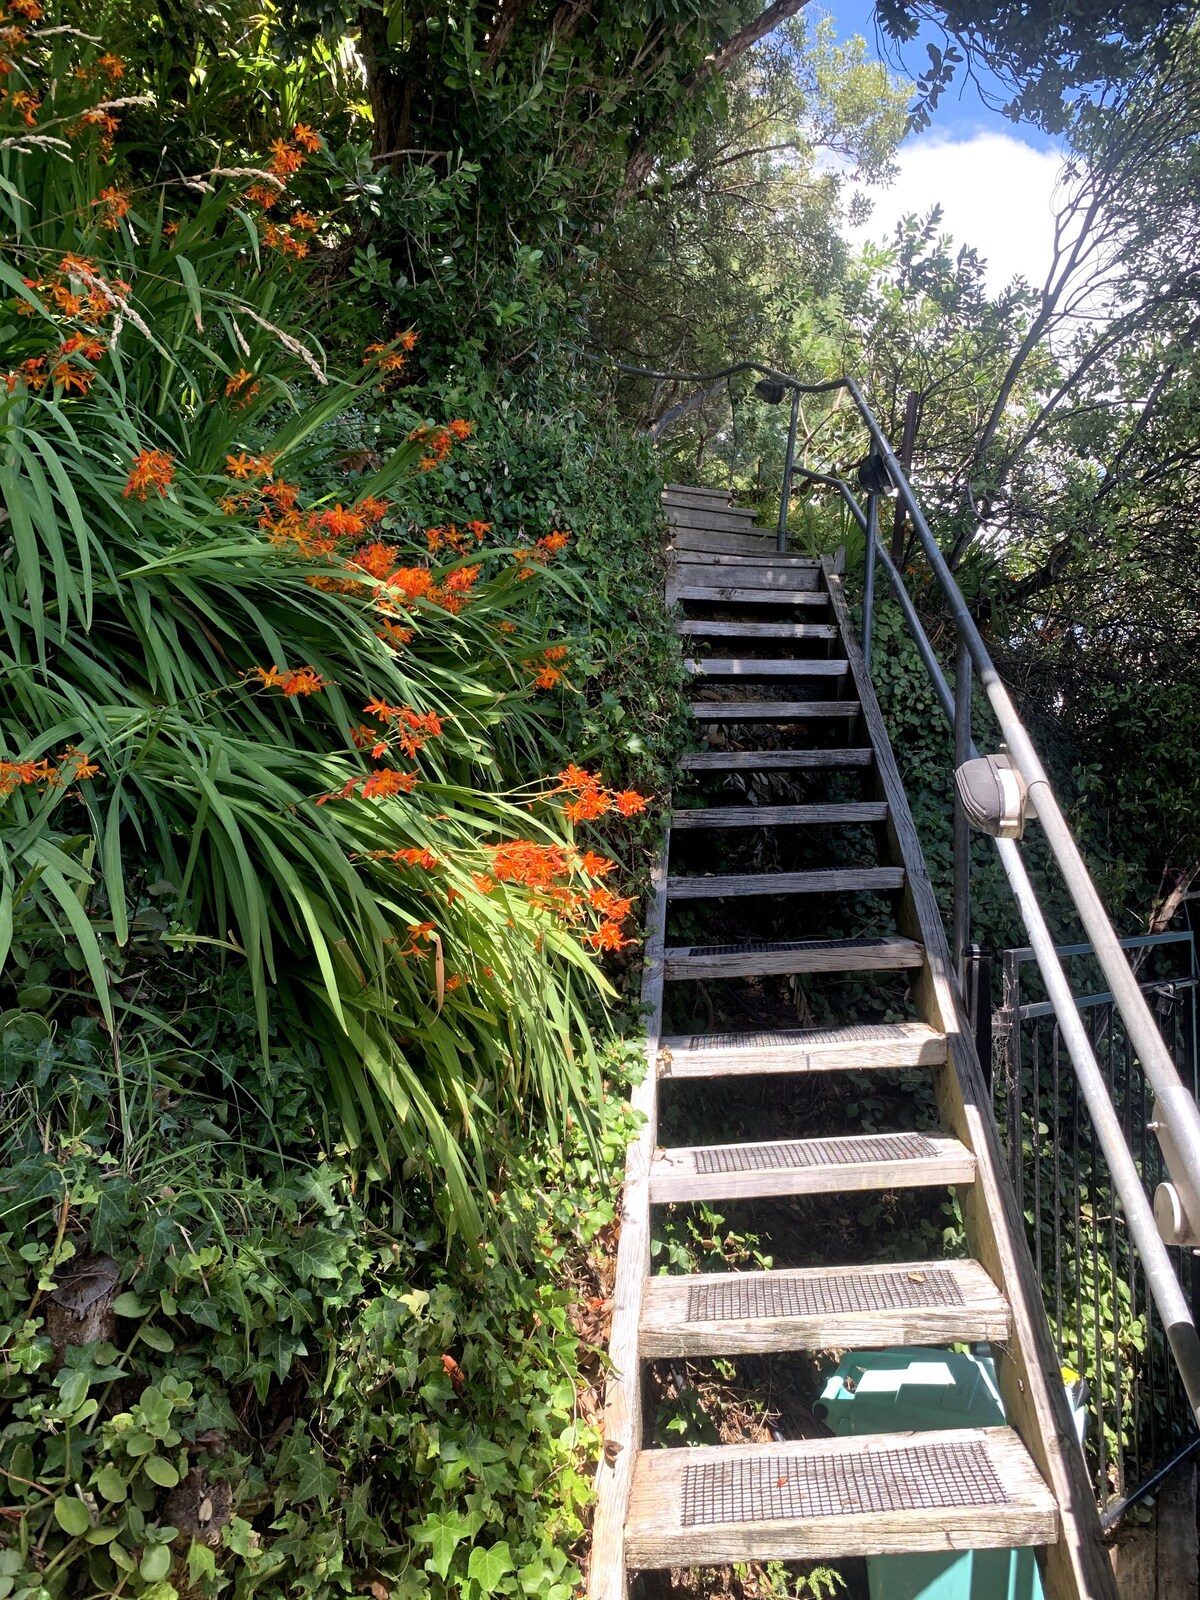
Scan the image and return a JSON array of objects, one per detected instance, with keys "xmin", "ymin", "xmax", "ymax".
[
  {"xmin": 821, "ymin": 557, "xmax": 1117, "ymax": 1600},
  {"xmin": 589, "ymin": 837, "xmax": 668, "ymax": 1600}
]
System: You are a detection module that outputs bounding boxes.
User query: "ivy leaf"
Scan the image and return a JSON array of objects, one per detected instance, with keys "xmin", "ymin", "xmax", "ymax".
[
  {"xmin": 412, "ymin": 1510, "xmax": 474, "ymax": 1580},
  {"xmin": 467, "ymin": 1541, "xmax": 514, "ymax": 1594},
  {"xmin": 289, "ymin": 1233, "xmax": 343, "ymax": 1282}
]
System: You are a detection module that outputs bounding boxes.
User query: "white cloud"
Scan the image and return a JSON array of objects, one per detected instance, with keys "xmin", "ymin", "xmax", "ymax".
[{"xmin": 847, "ymin": 131, "xmax": 1065, "ymax": 294}]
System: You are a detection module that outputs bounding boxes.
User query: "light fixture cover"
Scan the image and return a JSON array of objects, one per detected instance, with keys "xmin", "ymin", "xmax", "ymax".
[
  {"xmin": 753, "ymin": 377, "xmax": 787, "ymax": 404},
  {"xmin": 954, "ymin": 754, "xmax": 1029, "ymax": 839}
]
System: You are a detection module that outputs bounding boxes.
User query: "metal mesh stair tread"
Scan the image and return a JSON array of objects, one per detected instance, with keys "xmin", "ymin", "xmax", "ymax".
[
  {"xmin": 624, "ymin": 1427, "xmax": 1057, "ymax": 1567},
  {"xmin": 657, "ymin": 1020, "xmax": 947, "ymax": 1076},
  {"xmin": 666, "ymin": 866, "xmax": 905, "ymax": 900},
  {"xmin": 649, "ymin": 1129, "xmax": 975, "ymax": 1202},
  {"xmin": 663, "ymin": 935, "xmax": 925, "ymax": 978},
  {"xmin": 639, "ymin": 1258, "xmax": 1010, "ymax": 1355}
]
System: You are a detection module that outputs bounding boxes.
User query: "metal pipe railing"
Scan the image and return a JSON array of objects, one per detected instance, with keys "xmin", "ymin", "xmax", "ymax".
[{"xmin": 599, "ymin": 346, "xmax": 1200, "ymax": 1302}]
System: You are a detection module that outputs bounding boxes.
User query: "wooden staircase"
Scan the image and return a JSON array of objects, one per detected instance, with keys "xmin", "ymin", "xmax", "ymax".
[{"xmin": 589, "ymin": 487, "xmax": 1118, "ymax": 1600}]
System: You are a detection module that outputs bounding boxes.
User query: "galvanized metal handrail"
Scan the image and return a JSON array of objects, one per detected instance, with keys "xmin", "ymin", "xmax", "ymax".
[{"xmin": 611, "ymin": 350, "xmax": 1200, "ymax": 1430}]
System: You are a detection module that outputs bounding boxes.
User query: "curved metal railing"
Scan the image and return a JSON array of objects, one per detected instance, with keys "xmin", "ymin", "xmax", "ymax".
[{"xmin": 614, "ymin": 353, "xmax": 1200, "ymax": 1432}]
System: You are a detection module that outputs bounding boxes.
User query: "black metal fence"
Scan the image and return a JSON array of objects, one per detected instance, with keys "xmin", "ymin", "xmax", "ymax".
[{"xmin": 989, "ymin": 931, "xmax": 1200, "ymax": 1521}]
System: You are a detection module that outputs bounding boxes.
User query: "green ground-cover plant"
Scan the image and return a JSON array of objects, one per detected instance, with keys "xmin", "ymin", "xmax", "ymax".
[{"xmin": 1, "ymin": 991, "xmax": 642, "ymax": 1600}]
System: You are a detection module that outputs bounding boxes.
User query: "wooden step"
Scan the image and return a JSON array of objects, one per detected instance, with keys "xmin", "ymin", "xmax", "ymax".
[
  {"xmin": 649, "ymin": 1129, "xmax": 974, "ymax": 1204},
  {"xmin": 664, "ymin": 483, "xmax": 749, "ymax": 505},
  {"xmin": 674, "ymin": 564, "xmax": 821, "ymax": 593},
  {"xmin": 670, "ymin": 528, "xmax": 778, "ymax": 556},
  {"xmin": 673, "ymin": 584, "xmax": 828, "ymax": 606},
  {"xmin": 678, "ymin": 620, "xmax": 838, "ymax": 640},
  {"xmin": 685, "ymin": 658, "xmax": 848, "ymax": 678},
  {"xmin": 690, "ymin": 700, "xmax": 857, "ymax": 722},
  {"xmin": 666, "ymin": 866, "xmax": 904, "ymax": 900},
  {"xmin": 680, "ymin": 747, "xmax": 873, "ymax": 771},
  {"xmin": 664, "ymin": 936, "xmax": 925, "ymax": 980},
  {"xmin": 666, "ymin": 508, "xmax": 763, "ymax": 533},
  {"xmin": 639, "ymin": 1258, "xmax": 1009, "ymax": 1356},
  {"xmin": 659, "ymin": 1021, "xmax": 947, "ymax": 1078},
  {"xmin": 624, "ymin": 1427, "xmax": 1057, "ymax": 1568},
  {"xmin": 675, "ymin": 550, "xmax": 819, "ymax": 569},
  {"xmin": 671, "ymin": 802, "xmax": 886, "ymax": 829}
]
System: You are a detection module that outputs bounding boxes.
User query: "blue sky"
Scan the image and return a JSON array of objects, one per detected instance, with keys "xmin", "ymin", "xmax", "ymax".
[
  {"xmin": 816, "ymin": 1, "xmax": 1066, "ymax": 290},
  {"xmin": 818, "ymin": 0, "xmax": 1054, "ymax": 149}
]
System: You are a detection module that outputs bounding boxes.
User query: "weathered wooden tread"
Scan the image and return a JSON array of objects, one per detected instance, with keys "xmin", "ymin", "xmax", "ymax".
[
  {"xmin": 671, "ymin": 802, "xmax": 887, "ymax": 829},
  {"xmin": 673, "ymin": 584, "xmax": 828, "ymax": 605},
  {"xmin": 679, "ymin": 747, "xmax": 873, "ymax": 770},
  {"xmin": 666, "ymin": 866, "xmax": 904, "ymax": 900},
  {"xmin": 649, "ymin": 1129, "xmax": 973, "ymax": 1204},
  {"xmin": 670, "ymin": 528, "xmax": 779, "ymax": 556},
  {"xmin": 658, "ymin": 1020, "xmax": 947, "ymax": 1078},
  {"xmin": 666, "ymin": 509, "xmax": 763, "ymax": 532},
  {"xmin": 690, "ymin": 700, "xmax": 858, "ymax": 721},
  {"xmin": 674, "ymin": 567, "xmax": 821, "ymax": 594},
  {"xmin": 663, "ymin": 935, "xmax": 925, "ymax": 979},
  {"xmin": 664, "ymin": 483, "xmax": 750, "ymax": 505},
  {"xmin": 685, "ymin": 658, "xmax": 849, "ymax": 678},
  {"xmin": 639, "ymin": 1258, "xmax": 1009, "ymax": 1356},
  {"xmin": 675, "ymin": 550, "xmax": 820, "ymax": 569},
  {"xmin": 624, "ymin": 1426, "xmax": 1057, "ymax": 1567},
  {"xmin": 677, "ymin": 619, "xmax": 838, "ymax": 640}
]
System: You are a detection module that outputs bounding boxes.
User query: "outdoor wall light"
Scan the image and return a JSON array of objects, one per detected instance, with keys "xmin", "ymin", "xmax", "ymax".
[
  {"xmin": 954, "ymin": 752, "xmax": 1033, "ymax": 839},
  {"xmin": 753, "ymin": 377, "xmax": 787, "ymax": 404}
]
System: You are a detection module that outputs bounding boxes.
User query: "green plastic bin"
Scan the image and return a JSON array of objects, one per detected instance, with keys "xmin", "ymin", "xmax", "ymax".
[{"xmin": 813, "ymin": 1347, "xmax": 1048, "ymax": 1600}]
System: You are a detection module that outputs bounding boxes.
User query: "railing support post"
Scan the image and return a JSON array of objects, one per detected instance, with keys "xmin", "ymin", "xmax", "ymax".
[
  {"xmin": 862, "ymin": 491, "xmax": 878, "ymax": 671},
  {"xmin": 952, "ymin": 633, "xmax": 972, "ymax": 985},
  {"xmin": 777, "ymin": 384, "xmax": 800, "ymax": 553}
]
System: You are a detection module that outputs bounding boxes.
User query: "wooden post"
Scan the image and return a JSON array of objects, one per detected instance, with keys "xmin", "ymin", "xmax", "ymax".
[{"xmin": 890, "ymin": 391, "xmax": 919, "ymax": 564}]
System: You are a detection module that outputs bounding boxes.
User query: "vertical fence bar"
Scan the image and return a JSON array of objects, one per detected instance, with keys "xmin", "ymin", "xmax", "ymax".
[
  {"xmin": 861, "ymin": 490, "xmax": 878, "ymax": 671},
  {"xmin": 777, "ymin": 384, "xmax": 800, "ymax": 554},
  {"xmin": 952, "ymin": 634, "xmax": 972, "ymax": 985}
]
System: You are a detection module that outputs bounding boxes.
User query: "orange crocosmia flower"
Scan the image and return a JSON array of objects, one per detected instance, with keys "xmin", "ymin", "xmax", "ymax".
[
  {"xmin": 352, "ymin": 541, "xmax": 399, "ymax": 580},
  {"xmin": 225, "ymin": 367, "xmax": 255, "ymax": 395},
  {"xmin": 565, "ymin": 792, "xmax": 609, "ymax": 823},
  {"xmin": 267, "ymin": 137, "xmax": 304, "ymax": 177},
  {"xmin": 50, "ymin": 360, "xmax": 95, "ymax": 395},
  {"xmin": 488, "ymin": 840, "xmax": 571, "ymax": 891},
  {"xmin": 387, "ymin": 567, "xmax": 434, "ymax": 602},
  {"xmin": 245, "ymin": 183, "xmax": 279, "ymax": 209},
  {"xmin": 262, "ymin": 479, "xmax": 300, "ymax": 509},
  {"xmin": 544, "ymin": 644, "xmax": 568, "ymax": 661},
  {"xmin": 361, "ymin": 768, "xmax": 419, "ymax": 799},
  {"xmin": 10, "ymin": 0, "xmax": 43, "ymax": 17},
  {"xmin": 588, "ymin": 887, "xmax": 634, "ymax": 919},
  {"xmin": 290, "ymin": 210, "xmax": 318, "ymax": 231},
  {"xmin": 533, "ymin": 665, "xmax": 561, "ymax": 691},
  {"xmin": 377, "ymin": 621, "xmax": 414, "ymax": 648},
  {"xmin": 292, "ymin": 122, "xmax": 320, "ymax": 152},
  {"xmin": 472, "ymin": 873, "xmax": 496, "ymax": 896},
  {"xmin": 466, "ymin": 520, "xmax": 491, "ymax": 542},
  {"xmin": 94, "ymin": 186, "xmax": 131, "ymax": 228},
  {"xmin": 447, "ymin": 419, "xmax": 472, "ymax": 440},
  {"xmin": 579, "ymin": 851, "xmax": 616, "ymax": 878},
  {"xmin": 252, "ymin": 665, "xmax": 327, "ymax": 697},
  {"xmin": 320, "ymin": 504, "xmax": 365, "ymax": 538},
  {"xmin": 364, "ymin": 698, "xmax": 405, "ymax": 721},
  {"xmin": 356, "ymin": 497, "xmax": 390, "ymax": 525},
  {"xmin": 394, "ymin": 847, "xmax": 439, "ymax": 870},
  {"xmin": 587, "ymin": 920, "xmax": 627, "ymax": 952},
  {"xmin": 538, "ymin": 530, "xmax": 570, "ymax": 554},
  {"xmin": 225, "ymin": 452, "xmax": 257, "ymax": 480},
  {"xmin": 124, "ymin": 447, "xmax": 176, "ymax": 501},
  {"xmin": 614, "ymin": 789, "xmax": 649, "ymax": 816},
  {"xmin": 348, "ymin": 724, "xmax": 375, "ymax": 749},
  {"xmin": 65, "ymin": 749, "xmax": 102, "ymax": 782},
  {"xmin": 7, "ymin": 89, "xmax": 39, "ymax": 125},
  {"xmin": 96, "ymin": 51, "xmax": 125, "ymax": 80}
]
